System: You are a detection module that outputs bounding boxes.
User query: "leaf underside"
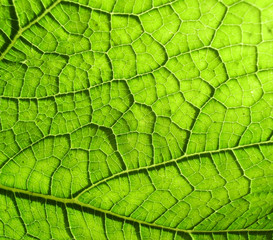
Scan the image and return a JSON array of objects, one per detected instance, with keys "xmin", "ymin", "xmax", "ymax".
[{"xmin": 0, "ymin": 0, "xmax": 273, "ymax": 239}]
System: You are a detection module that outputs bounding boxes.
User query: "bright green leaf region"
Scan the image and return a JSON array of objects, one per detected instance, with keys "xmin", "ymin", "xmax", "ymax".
[{"xmin": 1, "ymin": 0, "xmax": 273, "ymax": 239}]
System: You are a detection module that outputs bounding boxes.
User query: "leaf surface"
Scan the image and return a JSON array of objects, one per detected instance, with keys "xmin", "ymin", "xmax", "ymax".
[{"xmin": 0, "ymin": 0, "xmax": 273, "ymax": 239}]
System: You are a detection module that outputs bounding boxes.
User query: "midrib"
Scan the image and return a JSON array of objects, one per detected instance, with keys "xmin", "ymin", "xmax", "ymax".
[{"xmin": 0, "ymin": 183, "xmax": 272, "ymax": 234}]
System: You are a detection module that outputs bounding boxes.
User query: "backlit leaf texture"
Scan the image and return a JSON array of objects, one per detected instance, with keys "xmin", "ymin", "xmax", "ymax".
[{"xmin": 0, "ymin": 0, "xmax": 273, "ymax": 239}]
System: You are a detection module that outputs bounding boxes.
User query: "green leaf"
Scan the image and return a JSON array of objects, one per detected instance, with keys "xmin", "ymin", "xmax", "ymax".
[{"xmin": 0, "ymin": 0, "xmax": 273, "ymax": 239}]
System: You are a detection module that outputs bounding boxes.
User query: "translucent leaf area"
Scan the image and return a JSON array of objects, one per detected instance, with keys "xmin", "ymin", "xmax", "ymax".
[{"xmin": 0, "ymin": 0, "xmax": 273, "ymax": 239}]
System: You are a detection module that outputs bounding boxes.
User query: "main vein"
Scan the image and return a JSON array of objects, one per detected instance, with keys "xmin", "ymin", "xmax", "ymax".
[
  {"xmin": 0, "ymin": 0, "xmax": 62, "ymax": 61},
  {"xmin": 0, "ymin": 183, "xmax": 272, "ymax": 234}
]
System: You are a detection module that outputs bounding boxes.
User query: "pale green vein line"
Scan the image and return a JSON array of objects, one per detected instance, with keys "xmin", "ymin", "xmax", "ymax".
[
  {"xmin": 0, "ymin": 0, "xmax": 62, "ymax": 61},
  {"xmin": 75, "ymin": 140, "xmax": 273, "ymax": 198},
  {"xmin": 0, "ymin": 183, "xmax": 272, "ymax": 234}
]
